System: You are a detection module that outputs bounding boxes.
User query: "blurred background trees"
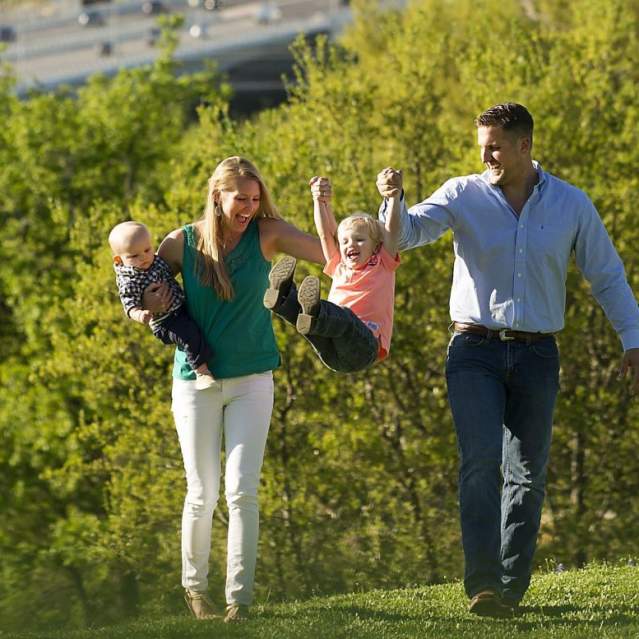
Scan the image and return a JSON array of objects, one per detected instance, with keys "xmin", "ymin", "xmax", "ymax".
[{"xmin": 1, "ymin": 0, "xmax": 638, "ymax": 630}]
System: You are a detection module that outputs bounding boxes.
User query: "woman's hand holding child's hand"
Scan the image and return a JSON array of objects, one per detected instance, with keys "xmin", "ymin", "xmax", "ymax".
[{"xmin": 309, "ymin": 176, "xmax": 332, "ymax": 204}]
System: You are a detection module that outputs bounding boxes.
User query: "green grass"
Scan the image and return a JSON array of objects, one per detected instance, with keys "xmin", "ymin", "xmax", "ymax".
[{"xmin": 5, "ymin": 564, "xmax": 639, "ymax": 639}]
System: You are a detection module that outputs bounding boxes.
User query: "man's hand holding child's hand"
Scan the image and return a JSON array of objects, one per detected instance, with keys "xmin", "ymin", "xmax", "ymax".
[{"xmin": 376, "ymin": 167, "xmax": 403, "ymax": 198}]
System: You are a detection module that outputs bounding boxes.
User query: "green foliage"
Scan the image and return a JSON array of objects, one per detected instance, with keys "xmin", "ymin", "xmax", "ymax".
[
  {"xmin": 1, "ymin": 0, "xmax": 639, "ymax": 631},
  {"xmin": 0, "ymin": 51, "xmax": 223, "ymax": 630}
]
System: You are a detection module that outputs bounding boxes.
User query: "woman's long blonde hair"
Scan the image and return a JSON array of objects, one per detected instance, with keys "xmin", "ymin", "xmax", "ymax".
[{"xmin": 196, "ymin": 156, "xmax": 280, "ymax": 300}]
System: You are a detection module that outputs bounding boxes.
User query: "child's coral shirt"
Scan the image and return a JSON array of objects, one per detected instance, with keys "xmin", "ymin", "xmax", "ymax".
[{"xmin": 324, "ymin": 246, "xmax": 400, "ymax": 360}]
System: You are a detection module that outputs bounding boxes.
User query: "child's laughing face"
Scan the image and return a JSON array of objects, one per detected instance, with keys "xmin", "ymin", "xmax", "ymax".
[{"xmin": 338, "ymin": 223, "xmax": 376, "ymax": 269}]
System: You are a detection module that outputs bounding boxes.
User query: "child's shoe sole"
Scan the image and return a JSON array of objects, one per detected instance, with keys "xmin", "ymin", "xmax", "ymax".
[
  {"xmin": 264, "ymin": 256, "xmax": 297, "ymax": 309},
  {"xmin": 296, "ymin": 275, "xmax": 320, "ymax": 335}
]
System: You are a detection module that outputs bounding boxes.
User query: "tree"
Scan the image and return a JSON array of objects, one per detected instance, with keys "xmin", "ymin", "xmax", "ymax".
[{"xmin": 2, "ymin": 0, "xmax": 639, "ymax": 630}]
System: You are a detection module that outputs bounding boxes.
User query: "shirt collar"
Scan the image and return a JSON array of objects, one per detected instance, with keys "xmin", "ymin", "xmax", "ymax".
[
  {"xmin": 479, "ymin": 160, "xmax": 547, "ymax": 192},
  {"xmin": 532, "ymin": 160, "xmax": 546, "ymax": 191}
]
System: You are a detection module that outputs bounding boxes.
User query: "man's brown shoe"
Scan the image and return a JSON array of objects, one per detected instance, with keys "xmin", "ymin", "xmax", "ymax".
[
  {"xmin": 468, "ymin": 589, "xmax": 511, "ymax": 617},
  {"xmin": 184, "ymin": 589, "xmax": 219, "ymax": 620},
  {"xmin": 224, "ymin": 603, "xmax": 250, "ymax": 623}
]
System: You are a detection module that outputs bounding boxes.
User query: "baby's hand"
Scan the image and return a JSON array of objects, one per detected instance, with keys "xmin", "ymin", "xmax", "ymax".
[
  {"xmin": 376, "ymin": 167, "xmax": 403, "ymax": 198},
  {"xmin": 139, "ymin": 309, "xmax": 153, "ymax": 324},
  {"xmin": 309, "ymin": 176, "xmax": 332, "ymax": 203},
  {"xmin": 131, "ymin": 308, "xmax": 153, "ymax": 325}
]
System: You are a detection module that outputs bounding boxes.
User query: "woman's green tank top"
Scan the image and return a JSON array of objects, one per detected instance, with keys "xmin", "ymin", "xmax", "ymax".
[{"xmin": 172, "ymin": 221, "xmax": 280, "ymax": 380}]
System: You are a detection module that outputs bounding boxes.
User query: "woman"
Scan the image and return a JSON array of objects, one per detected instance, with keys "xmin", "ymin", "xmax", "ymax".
[{"xmin": 144, "ymin": 156, "xmax": 324, "ymax": 622}]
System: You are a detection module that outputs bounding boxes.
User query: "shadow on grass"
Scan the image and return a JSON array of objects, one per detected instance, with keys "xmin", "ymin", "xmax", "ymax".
[
  {"xmin": 509, "ymin": 603, "xmax": 639, "ymax": 632},
  {"xmin": 263, "ymin": 604, "xmax": 408, "ymax": 624},
  {"xmin": 517, "ymin": 604, "xmax": 577, "ymax": 616}
]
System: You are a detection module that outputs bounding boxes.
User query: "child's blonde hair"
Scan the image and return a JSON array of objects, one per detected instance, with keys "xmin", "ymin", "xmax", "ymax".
[{"xmin": 337, "ymin": 212, "xmax": 383, "ymax": 246}]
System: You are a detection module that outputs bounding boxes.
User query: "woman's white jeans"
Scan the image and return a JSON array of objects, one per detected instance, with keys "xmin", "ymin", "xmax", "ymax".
[{"xmin": 171, "ymin": 371, "xmax": 274, "ymax": 606}]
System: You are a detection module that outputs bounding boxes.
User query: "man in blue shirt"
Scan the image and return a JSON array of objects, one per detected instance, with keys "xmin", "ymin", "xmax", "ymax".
[{"xmin": 378, "ymin": 103, "xmax": 639, "ymax": 617}]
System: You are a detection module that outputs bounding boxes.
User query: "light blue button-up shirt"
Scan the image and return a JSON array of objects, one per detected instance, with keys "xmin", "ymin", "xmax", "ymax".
[{"xmin": 380, "ymin": 162, "xmax": 639, "ymax": 350}]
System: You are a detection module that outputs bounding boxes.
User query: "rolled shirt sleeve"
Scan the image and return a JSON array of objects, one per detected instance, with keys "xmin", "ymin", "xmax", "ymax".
[
  {"xmin": 378, "ymin": 180, "xmax": 457, "ymax": 251},
  {"xmin": 574, "ymin": 198, "xmax": 639, "ymax": 351}
]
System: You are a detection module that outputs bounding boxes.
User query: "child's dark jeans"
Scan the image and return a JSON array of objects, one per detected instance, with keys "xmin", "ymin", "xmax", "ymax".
[
  {"xmin": 151, "ymin": 305, "xmax": 211, "ymax": 370},
  {"xmin": 273, "ymin": 282, "xmax": 378, "ymax": 373}
]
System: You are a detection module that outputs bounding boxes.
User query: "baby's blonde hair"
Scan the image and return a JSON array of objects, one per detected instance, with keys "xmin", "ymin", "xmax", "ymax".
[
  {"xmin": 337, "ymin": 212, "xmax": 383, "ymax": 246},
  {"xmin": 108, "ymin": 221, "xmax": 150, "ymax": 255}
]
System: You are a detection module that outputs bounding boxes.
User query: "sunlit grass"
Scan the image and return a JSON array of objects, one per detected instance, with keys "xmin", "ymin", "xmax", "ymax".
[{"xmin": 6, "ymin": 563, "xmax": 639, "ymax": 639}]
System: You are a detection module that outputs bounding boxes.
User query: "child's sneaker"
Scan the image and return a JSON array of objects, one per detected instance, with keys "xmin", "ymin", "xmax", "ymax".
[
  {"xmin": 296, "ymin": 275, "xmax": 320, "ymax": 335},
  {"xmin": 195, "ymin": 371, "xmax": 216, "ymax": 390},
  {"xmin": 264, "ymin": 256, "xmax": 297, "ymax": 310}
]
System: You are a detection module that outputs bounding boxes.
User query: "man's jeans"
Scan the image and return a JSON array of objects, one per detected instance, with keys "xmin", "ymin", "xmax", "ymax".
[
  {"xmin": 273, "ymin": 282, "xmax": 378, "ymax": 373},
  {"xmin": 445, "ymin": 331, "xmax": 559, "ymax": 602}
]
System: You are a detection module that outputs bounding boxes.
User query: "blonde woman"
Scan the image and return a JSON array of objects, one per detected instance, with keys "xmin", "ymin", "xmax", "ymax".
[{"xmin": 143, "ymin": 156, "xmax": 323, "ymax": 623}]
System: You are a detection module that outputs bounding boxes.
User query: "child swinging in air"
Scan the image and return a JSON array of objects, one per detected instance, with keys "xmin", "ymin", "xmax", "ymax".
[
  {"xmin": 108, "ymin": 221, "xmax": 216, "ymax": 390},
  {"xmin": 263, "ymin": 168, "xmax": 402, "ymax": 372}
]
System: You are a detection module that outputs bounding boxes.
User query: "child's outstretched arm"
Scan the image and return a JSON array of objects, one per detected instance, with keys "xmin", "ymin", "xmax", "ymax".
[
  {"xmin": 377, "ymin": 167, "xmax": 403, "ymax": 256},
  {"xmin": 310, "ymin": 176, "xmax": 338, "ymax": 264}
]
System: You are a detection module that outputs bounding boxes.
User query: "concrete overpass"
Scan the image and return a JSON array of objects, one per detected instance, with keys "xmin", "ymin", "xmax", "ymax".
[{"xmin": 1, "ymin": 0, "xmax": 360, "ymax": 113}]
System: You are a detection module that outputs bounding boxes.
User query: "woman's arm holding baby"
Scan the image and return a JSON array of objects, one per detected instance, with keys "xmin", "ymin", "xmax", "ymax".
[
  {"xmin": 157, "ymin": 229, "xmax": 184, "ymax": 274},
  {"xmin": 141, "ymin": 228, "xmax": 184, "ymax": 314}
]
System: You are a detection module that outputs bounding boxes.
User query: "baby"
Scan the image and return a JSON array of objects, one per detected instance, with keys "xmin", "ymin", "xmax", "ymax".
[
  {"xmin": 108, "ymin": 221, "xmax": 215, "ymax": 390},
  {"xmin": 263, "ymin": 169, "xmax": 401, "ymax": 372}
]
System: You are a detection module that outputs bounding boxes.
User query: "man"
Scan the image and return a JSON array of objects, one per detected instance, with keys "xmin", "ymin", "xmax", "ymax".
[{"xmin": 378, "ymin": 103, "xmax": 639, "ymax": 616}]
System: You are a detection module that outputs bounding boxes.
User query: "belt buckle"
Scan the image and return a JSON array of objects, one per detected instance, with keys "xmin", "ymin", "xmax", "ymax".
[{"xmin": 499, "ymin": 329, "xmax": 515, "ymax": 342}]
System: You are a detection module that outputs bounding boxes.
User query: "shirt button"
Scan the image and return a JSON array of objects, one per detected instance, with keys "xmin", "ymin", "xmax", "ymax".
[
  {"xmin": 518, "ymin": 273, "xmax": 522, "ymax": 277},
  {"xmin": 517, "ymin": 298, "xmax": 521, "ymax": 302},
  {"xmin": 519, "ymin": 249, "xmax": 523, "ymax": 254},
  {"xmin": 520, "ymin": 224, "xmax": 524, "ymax": 229}
]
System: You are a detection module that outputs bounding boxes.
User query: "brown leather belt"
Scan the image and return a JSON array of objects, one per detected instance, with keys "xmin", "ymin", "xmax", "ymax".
[{"xmin": 453, "ymin": 322, "xmax": 553, "ymax": 344}]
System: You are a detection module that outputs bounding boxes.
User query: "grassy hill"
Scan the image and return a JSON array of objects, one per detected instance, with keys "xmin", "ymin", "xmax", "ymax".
[{"xmin": 6, "ymin": 563, "xmax": 639, "ymax": 639}]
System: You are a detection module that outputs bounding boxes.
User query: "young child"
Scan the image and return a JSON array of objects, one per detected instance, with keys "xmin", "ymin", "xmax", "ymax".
[
  {"xmin": 263, "ymin": 168, "xmax": 402, "ymax": 372},
  {"xmin": 108, "ymin": 221, "xmax": 215, "ymax": 390}
]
